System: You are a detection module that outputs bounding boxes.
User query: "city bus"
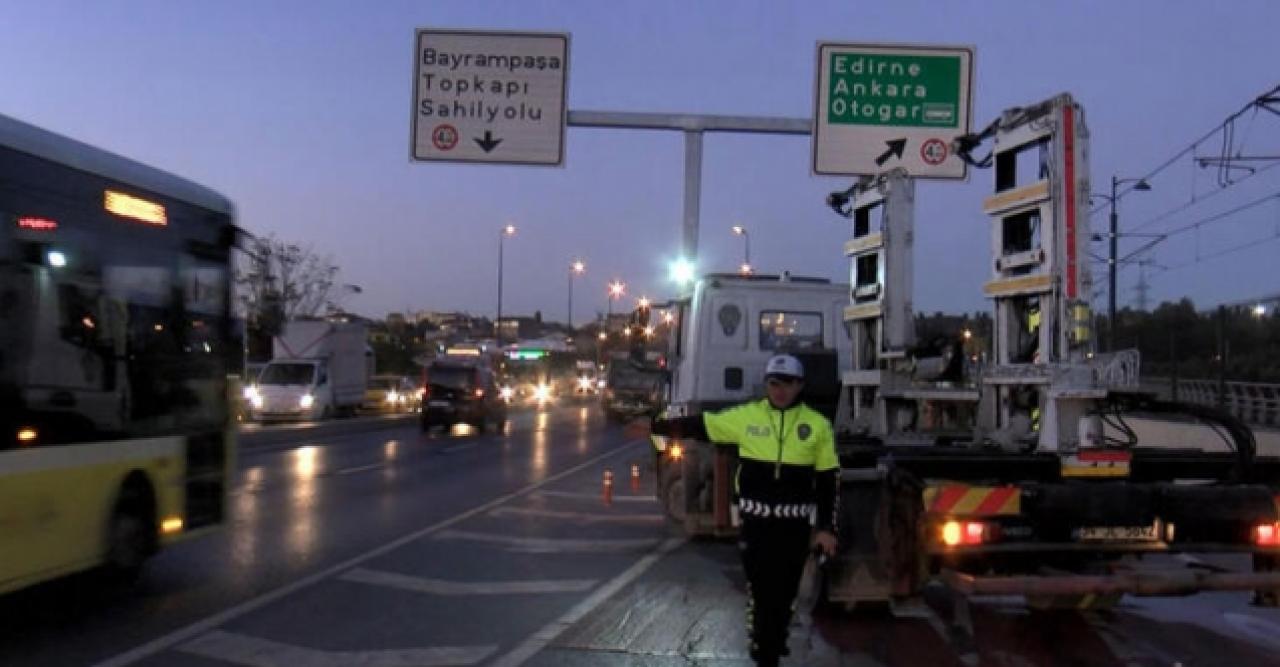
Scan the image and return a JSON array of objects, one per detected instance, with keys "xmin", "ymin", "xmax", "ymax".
[{"xmin": 0, "ymin": 112, "xmax": 238, "ymax": 595}]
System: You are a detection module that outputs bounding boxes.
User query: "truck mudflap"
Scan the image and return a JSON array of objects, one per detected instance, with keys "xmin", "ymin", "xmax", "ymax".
[{"xmin": 941, "ymin": 566, "xmax": 1280, "ymax": 599}]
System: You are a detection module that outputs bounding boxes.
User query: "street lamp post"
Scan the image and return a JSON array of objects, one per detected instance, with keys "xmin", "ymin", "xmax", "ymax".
[
  {"xmin": 496, "ymin": 224, "xmax": 516, "ymax": 345},
  {"xmin": 567, "ymin": 259, "xmax": 585, "ymax": 331},
  {"xmin": 732, "ymin": 225, "xmax": 751, "ymax": 274},
  {"xmin": 1104, "ymin": 176, "xmax": 1151, "ymax": 351}
]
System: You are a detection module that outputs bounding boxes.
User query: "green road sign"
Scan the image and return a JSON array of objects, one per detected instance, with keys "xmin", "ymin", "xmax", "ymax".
[
  {"xmin": 826, "ymin": 52, "xmax": 962, "ymax": 128},
  {"xmin": 813, "ymin": 43, "xmax": 973, "ymax": 179}
]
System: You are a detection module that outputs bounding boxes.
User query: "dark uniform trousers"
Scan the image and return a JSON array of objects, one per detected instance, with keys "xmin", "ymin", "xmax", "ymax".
[{"xmin": 739, "ymin": 511, "xmax": 812, "ymax": 659}]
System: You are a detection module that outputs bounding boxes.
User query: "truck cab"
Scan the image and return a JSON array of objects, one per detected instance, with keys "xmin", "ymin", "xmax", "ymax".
[{"xmin": 665, "ymin": 273, "xmax": 850, "ymax": 417}]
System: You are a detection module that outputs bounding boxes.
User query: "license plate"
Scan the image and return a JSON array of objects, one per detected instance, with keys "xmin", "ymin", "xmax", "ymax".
[
  {"xmin": 428, "ymin": 400, "xmax": 450, "ymax": 408},
  {"xmin": 1077, "ymin": 524, "xmax": 1160, "ymax": 542}
]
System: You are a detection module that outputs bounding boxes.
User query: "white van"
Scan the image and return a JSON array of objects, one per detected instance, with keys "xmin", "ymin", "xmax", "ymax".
[{"xmin": 246, "ymin": 321, "xmax": 369, "ymax": 420}]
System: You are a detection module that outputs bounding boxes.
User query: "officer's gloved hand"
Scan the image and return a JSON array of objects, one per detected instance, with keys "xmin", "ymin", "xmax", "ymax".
[{"xmin": 812, "ymin": 530, "xmax": 837, "ymax": 558}]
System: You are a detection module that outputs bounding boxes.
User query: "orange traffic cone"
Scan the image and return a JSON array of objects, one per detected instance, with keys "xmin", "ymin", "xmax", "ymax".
[
  {"xmin": 602, "ymin": 469, "xmax": 614, "ymax": 506},
  {"xmin": 630, "ymin": 463, "xmax": 641, "ymax": 492}
]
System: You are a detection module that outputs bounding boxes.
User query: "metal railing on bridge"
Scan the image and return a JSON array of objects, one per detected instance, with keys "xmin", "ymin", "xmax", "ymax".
[{"xmin": 1144, "ymin": 377, "xmax": 1280, "ymax": 428}]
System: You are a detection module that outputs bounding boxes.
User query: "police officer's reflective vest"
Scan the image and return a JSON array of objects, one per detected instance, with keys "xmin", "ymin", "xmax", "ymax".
[{"xmin": 702, "ymin": 399, "xmax": 838, "ymax": 518}]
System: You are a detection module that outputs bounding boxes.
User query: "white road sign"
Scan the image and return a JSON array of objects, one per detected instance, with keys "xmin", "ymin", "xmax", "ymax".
[
  {"xmin": 813, "ymin": 42, "xmax": 973, "ymax": 179},
  {"xmin": 411, "ymin": 29, "xmax": 569, "ymax": 165}
]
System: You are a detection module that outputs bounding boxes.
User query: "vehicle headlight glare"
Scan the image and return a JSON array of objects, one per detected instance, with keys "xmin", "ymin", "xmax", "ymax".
[{"xmin": 300, "ymin": 394, "xmax": 315, "ymax": 409}]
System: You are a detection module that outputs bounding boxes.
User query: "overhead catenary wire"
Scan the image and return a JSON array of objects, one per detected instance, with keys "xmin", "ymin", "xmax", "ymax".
[
  {"xmin": 1127, "ymin": 159, "xmax": 1280, "ymax": 234},
  {"xmin": 1154, "ymin": 228, "xmax": 1280, "ymax": 274},
  {"xmin": 1088, "ymin": 84, "xmax": 1280, "ymax": 223},
  {"xmin": 1118, "ymin": 188, "xmax": 1280, "ymax": 265}
]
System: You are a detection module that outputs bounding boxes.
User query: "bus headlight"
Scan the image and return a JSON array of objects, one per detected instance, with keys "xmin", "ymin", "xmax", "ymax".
[
  {"xmin": 250, "ymin": 394, "xmax": 264, "ymax": 409},
  {"xmin": 386, "ymin": 391, "xmax": 400, "ymax": 403},
  {"xmin": 243, "ymin": 386, "xmax": 259, "ymax": 400},
  {"xmin": 499, "ymin": 386, "xmax": 514, "ymax": 401},
  {"xmin": 578, "ymin": 376, "xmax": 593, "ymax": 391},
  {"xmin": 300, "ymin": 394, "xmax": 315, "ymax": 409},
  {"xmin": 534, "ymin": 384, "xmax": 551, "ymax": 402}
]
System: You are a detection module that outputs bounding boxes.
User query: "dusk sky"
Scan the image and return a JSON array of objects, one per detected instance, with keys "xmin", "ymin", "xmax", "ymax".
[{"xmin": 4, "ymin": 1, "xmax": 1278, "ymax": 321}]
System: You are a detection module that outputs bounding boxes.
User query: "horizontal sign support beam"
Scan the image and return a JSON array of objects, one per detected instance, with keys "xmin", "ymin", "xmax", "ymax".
[{"xmin": 569, "ymin": 110, "xmax": 810, "ymax": 135}]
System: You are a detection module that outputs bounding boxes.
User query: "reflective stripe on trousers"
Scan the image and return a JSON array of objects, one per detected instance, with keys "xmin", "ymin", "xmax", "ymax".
[{"xmin": 738, "ymin": 499, "xmax": 816, "ymax": 520}]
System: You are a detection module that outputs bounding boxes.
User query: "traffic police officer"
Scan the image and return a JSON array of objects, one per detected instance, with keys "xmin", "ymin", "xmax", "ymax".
[{"xmin": 640, "ymin": 354, "xmax": 839, "ymax": 666}]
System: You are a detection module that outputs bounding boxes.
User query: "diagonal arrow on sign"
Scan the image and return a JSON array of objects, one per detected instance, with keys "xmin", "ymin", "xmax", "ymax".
[
  {"xmin": 474, "ymin": 130, "xmax": 503, "ymax": 153},
  {"xmin": 875, "ymin": 138, "xmax": 907, "ymax": 166}
]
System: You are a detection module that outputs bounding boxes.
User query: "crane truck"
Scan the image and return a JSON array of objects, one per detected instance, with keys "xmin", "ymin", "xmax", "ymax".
[{"xmin": 652, "ymin": 93, "xmax": 1280, "ymax": 612}]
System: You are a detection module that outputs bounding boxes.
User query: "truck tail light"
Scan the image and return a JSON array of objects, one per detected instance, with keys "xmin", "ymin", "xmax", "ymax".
[
  {"xmin": 941, "ymin": 520, "xmax": 995, "ymax": 547},
  {"xmin": 1256, "ymin": 523, "xmax": 1280, "ymax": 546}
]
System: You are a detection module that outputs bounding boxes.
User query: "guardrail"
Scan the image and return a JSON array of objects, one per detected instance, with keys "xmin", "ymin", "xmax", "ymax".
[
  {"xmin": 1095, "ymin": 349, "xmax": 1141, "ymax": 388},
  {"xmin": 1144, "ymin": 377, "xmax": 1280, "ymax": 428}
]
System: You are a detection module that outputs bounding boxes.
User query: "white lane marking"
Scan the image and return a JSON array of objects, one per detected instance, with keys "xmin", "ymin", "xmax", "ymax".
[
  {"xmin": 1176, "ymin": 553, "xmax": 1205, "ymax": 566},
  {"xmin": 337, "ymin": 462, "xmax": 384, "ymax": 475},
  {"xmin": 488, "ymin": 537, "xmax": 685, "ymax": 667},
  {"xmin": 178, "ymin": 630, "xmax": 495, "ymax": 667},
  {"xmin": 1222, "ymin": 612, "xmax": 1280, "ymax": 651},
  {"xmin": 533, "ymin": 489, "xmax": 657, "ymax": 503},
  {"xmin": 92, "ymin": 442, "xmax": 644, "ymax": 667},
  {"xmin": 1084, "ymin": 610, "xmax": 1171, "ymax": 666},
  {"xmin": 434, "ymin": 529, "xmax": 659, "ymax": 553},
  {"xmin": 339, "ymin": 567, "xmax": 598, "ymax": 595},
  {"xmin": 443, "ymin": 442, "xmax": 479, "ymax": 453},
  {"xmin": 489, "ymin": 506, "xmax": 664, "ymax": 525}
]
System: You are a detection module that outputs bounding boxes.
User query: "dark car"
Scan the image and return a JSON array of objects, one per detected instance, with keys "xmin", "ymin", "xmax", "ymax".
[{"xmin": 420, "ymin": 358, "xmax": 506, "ymax": 432}]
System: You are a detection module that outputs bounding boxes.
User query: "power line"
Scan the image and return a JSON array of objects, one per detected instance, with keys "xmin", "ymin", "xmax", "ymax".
[
  {"xmin": 1127, "ymin": 159, "xmax": 1280, "ymax": 233},
  {"xmin": 1117, "ymin": 188, "xmax": 1280, "ymax": 265},
  {"xmin": 1087, "ymin": 83, "xmax": 1280, "ymax": 223},
  {"xmin": 1154, "ymin": 228, "xmax": 1280, "ymax": 274},
  {"xmin": 1126, "ymin": 186, "xmax": 1280, "ymax": 265}
]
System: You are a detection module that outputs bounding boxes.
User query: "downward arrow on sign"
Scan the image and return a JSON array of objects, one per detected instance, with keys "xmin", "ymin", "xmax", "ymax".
[{"xmin": 474, "ymin": 131, "xmax": 503, "ymax": 153}]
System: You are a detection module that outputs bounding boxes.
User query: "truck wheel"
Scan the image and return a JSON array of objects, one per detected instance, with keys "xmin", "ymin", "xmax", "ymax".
[
  {"xmin": 1253, "ymin": 554, "xmax": 1280, "ymax": 607},
  {"xmin": 660, "ymin": 463, "xmax": 687, "ymax": 526}
]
